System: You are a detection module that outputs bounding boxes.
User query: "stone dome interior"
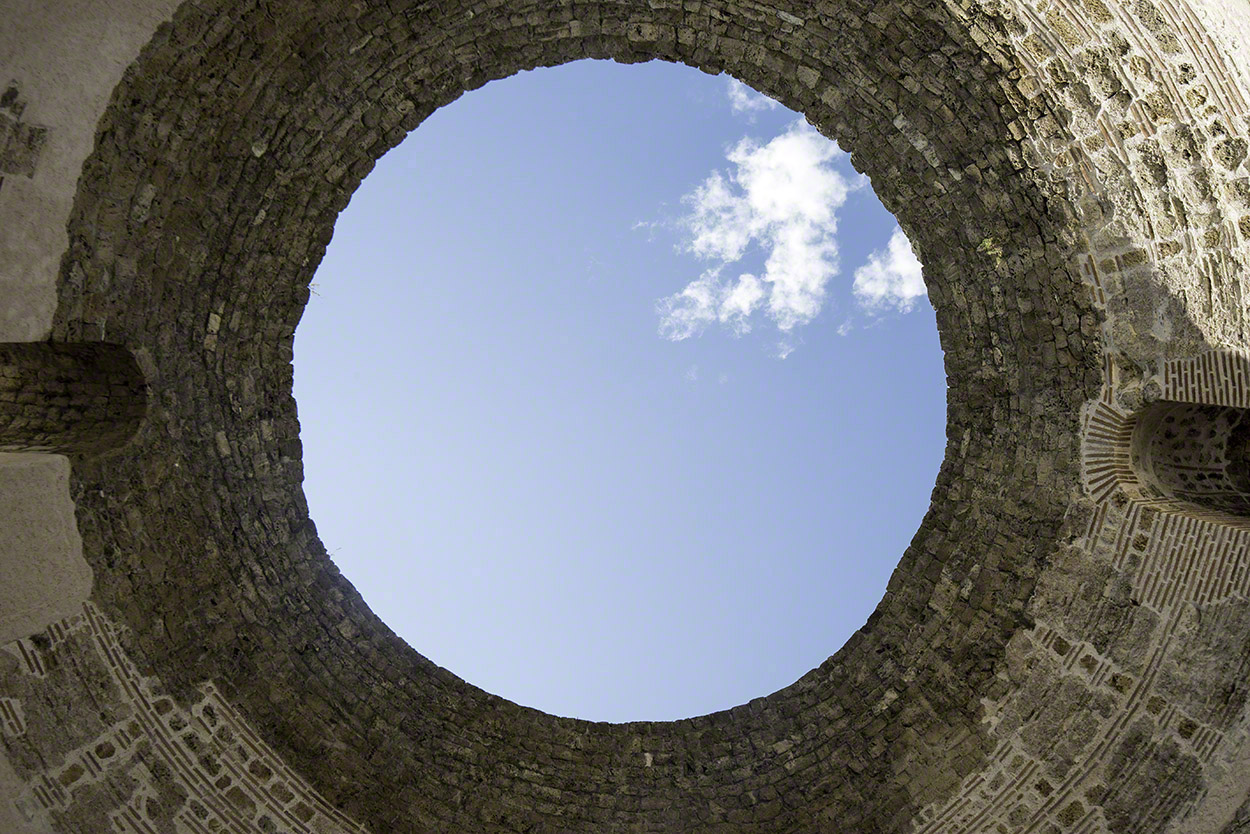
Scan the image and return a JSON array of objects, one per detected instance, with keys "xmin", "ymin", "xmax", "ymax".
[{"xmin": 2, "ymin": 0, "xmax": 1250, "ymax": 831}]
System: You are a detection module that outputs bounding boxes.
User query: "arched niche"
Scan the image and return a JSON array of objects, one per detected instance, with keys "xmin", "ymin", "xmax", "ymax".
[{"xmin": 1132, "ymin": 401, "xmax": 1250, "ymax": 519}]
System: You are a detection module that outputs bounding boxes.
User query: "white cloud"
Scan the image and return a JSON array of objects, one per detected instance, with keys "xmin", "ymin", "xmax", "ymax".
[
  {"xmin": 852, "ymin": 227, "xmax": 926, "ymax": 312},
  {"xmin": 726, "ymin": 78, "xmax": 779, "ymax": 116},
  {"xmin": 656, "ymin": 268, "xmax": 765, "ymax": 340},
  {"xmin": 657, "ymin": 120, "xmax": 856, "ymax": 344}
]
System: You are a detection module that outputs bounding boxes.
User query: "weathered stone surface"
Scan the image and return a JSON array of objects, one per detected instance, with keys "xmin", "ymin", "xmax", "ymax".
[
  {"xmin": 0, "ymin": 83, "xmax": 47, "ymax": 181},
  {"xmin": 1, "ymin": 0, "xmax": 1249, "ymax": 831},
  {"xmin": 0, "ymin": 342, "xmax": 147, "ymax": 456},
  {"xmin": 0, "ymin": 455, "xmax": 90, "ymax": 649}
]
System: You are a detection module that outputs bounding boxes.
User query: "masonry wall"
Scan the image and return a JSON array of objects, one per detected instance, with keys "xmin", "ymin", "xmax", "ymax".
[
  {"xmin": 0, "ymin": 342, "xmax": 146, "ymax": 456},
  {"xmin": 1, "ymin": 0, "xmax": 1250, "ymax": 832}
]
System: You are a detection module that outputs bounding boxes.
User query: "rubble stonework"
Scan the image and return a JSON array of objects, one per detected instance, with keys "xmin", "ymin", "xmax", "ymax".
[
  {"xmin": 2, "ymin": 0, "xmax": 1250, "ymax": 831},
  {"xmin": 0, "ymin": 342, "xmax": 146, "ymax": 456}
]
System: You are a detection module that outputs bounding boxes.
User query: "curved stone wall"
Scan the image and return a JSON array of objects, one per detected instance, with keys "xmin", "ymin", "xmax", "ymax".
[
  {"xmin": 0, "ymin": 342, "xmax": 146, "ymax": 456},
  {"xmin": 1131, "ymin": 400, "xmax": 1250, "ymax": 516},
  {"xmin": 1, "ymin": 0, "xmax": 1249, "ymax": 832}
]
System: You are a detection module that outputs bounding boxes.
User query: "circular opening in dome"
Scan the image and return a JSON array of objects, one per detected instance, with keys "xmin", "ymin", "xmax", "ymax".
[{"xmin": 293, "ymin": 59, "xmax": 945, "ymax": 723}]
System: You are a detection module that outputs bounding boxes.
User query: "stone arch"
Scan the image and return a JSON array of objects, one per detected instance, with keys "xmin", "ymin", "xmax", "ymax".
[
  {"xmin": 1, "ymin": 0, "xmax": 1248, "ymax": 832},
  {"xmin": 1132, "ymin": 400, "xmax": 1250, "ymax": 517}
]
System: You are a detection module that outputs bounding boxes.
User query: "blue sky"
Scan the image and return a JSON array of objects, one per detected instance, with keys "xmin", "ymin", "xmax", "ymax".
[{"xmin": 293, "ymin": 59, "xmax": 945, "ymax": 723}]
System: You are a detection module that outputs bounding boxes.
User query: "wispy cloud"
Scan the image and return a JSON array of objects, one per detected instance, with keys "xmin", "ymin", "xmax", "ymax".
[
  {"xmin": 657, "ymin": 120, "xmax": 856, "ymax": 345},
  {"xmin": 852, "ymin": 227, "xmax": 926, "ymax": 312},
  {"xmin": 726, "ymin": 78, "xmax": 779, "ymax": 117}
]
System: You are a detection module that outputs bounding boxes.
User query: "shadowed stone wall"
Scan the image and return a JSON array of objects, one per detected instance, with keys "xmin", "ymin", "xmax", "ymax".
[
  {"xmin": 1, "ymin": 0, "xmax": 1249, "ymax": 832},
  {"xmin": 0, "ymin": 342, "xmax": 146, "ymax": 456}
]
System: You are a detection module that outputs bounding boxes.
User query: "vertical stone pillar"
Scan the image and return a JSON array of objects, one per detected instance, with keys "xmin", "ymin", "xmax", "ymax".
[{"xmin": 0, "ymin": 342, "xmax": 146, "ymax": 456}]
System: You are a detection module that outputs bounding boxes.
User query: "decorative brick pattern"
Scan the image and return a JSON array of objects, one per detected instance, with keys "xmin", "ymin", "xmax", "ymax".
[
  {"xmin": 0, "ymin": 698, "xmax": 24, "ymax": 738},
  {"xmin": 1, "ymin": 606, "xmax": 370, "ymax": 834}
]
